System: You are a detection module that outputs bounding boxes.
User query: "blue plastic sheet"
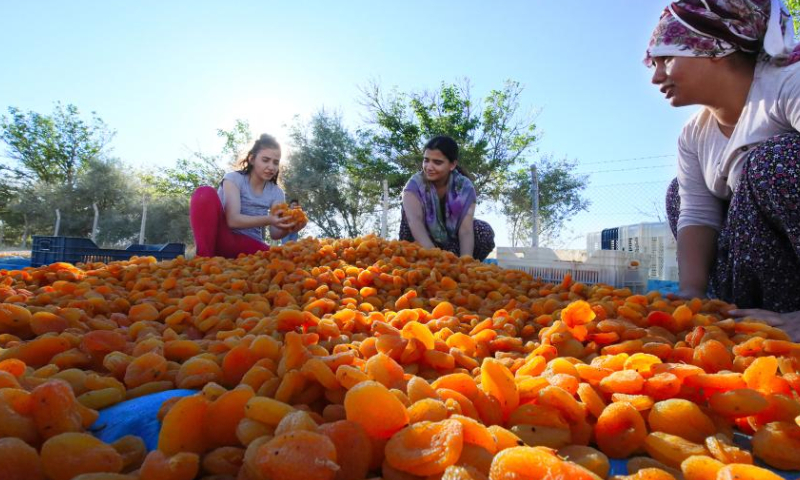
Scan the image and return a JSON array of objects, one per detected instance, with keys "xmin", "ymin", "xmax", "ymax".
[
  {"xmin": 0, "ymin": 256, "xmax": 31, "ymax": 271},
  {"xmin": 647, "ymin": 279, "xmax": 680, "ymax": 296},
  {"xmin": 89, "ymin": 389, "xmax": 196, "ymax": 451},
  {"xmin": 90, "ymin": 389, "xmax": 799, "ymax": 478}
]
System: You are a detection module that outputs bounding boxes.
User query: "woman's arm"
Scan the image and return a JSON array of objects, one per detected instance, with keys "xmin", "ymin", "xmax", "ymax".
[
  {"xmin": 269, "ymin": 221, "xmax": 297, "ymax": 241},
  {"xmin": 402, "ymin": 192, "xmax": 436, "ymax": 249},
  {"xmin": 673, "ymin": 126, "xmax": 724, "ymax": 298},
  {"xmin": 676, "ymin": 225, "xmax": 717, "ymax": 298},
  {"xmin": 457, "ymin": 203, "xmax": 476, "ymax": 258},
  {"xmin": 222, "ymin": 180, "xmax": 290, "ymax": 231}
]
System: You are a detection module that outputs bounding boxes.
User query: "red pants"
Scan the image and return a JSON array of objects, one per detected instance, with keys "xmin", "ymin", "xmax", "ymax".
[{"xmin": 190, "ymin": 186, "xmax": 270, "ymax": 258}]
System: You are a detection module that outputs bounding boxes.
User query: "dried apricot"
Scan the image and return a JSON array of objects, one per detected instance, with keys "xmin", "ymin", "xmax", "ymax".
[
  {"xmin": 345, "ymin": 380, "xmax": 409, "ymax": 439},
  {"xmin": 385, "ymin": 419, "xmax": 464, "ymax": 476},
  {"xmin": 595, "ymin": 402, "xmax": 647, "ymax": 458},
  {"xmin": 255, "ymin": 430, "xmax": 339, "ymax": 480}
]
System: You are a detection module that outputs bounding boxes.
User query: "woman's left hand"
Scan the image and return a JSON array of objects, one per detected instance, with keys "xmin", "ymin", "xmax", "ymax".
[{"xmin": 729, "ymin": 309, "xmax": 800, "ymax": 341}]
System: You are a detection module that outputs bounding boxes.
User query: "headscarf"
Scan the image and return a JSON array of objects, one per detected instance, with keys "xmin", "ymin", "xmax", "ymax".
[
  {"xmin": 403, "ymin": 169, "xmax": 476, "ymax": 246},
  {"xmin": 645, "ymin": 0, "xmax": 800, "ymax": 66}
]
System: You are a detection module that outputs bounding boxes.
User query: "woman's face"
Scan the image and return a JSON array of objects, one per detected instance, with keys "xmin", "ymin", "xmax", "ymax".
[
  {"xmin": 650, "ymin": 56, "xmax": 718, "ymax": 107},
  {"xmin": 422, "ymin": 148, "xmax": 455, "ymax": 184},
  {"xmin": 250, "ymin": 147, "xmax": 281, "ymax": 182}
]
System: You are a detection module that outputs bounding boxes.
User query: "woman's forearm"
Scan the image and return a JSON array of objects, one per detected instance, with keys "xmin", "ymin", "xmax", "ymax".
[
  {"xmin": 677, "ymin": 225, "xmax": 718, "ymax": 296},
  {"xmin": 458, "ymin": 225, "xmax": 474, "ymax": 258},
  {"xmin": 226, "ymin": 212, "xmax": 271, "ymax": 230}
]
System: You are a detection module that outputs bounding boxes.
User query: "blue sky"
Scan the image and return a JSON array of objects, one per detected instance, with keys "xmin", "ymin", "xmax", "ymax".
[{"xmin": 1, "ymin": 1, "xmax": 698, "ymax": 247}]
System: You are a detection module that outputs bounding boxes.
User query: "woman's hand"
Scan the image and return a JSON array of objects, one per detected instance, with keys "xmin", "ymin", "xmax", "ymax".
[
  {"xmin": 267, "ymin": 214, "xmax": 296, "ymax": 231},
  {"xmin": 666, "ymin": 288, "xmax": 707, "ymax": 301},
  {"xmin": 729, "ymin": 309, "xmax": 800, "ymax": 341}
]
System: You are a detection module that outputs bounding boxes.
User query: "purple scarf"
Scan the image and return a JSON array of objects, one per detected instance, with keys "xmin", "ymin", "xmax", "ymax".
[{"xmin": 403, "ymin": 170, "xmax": 476, "ymax": 246}]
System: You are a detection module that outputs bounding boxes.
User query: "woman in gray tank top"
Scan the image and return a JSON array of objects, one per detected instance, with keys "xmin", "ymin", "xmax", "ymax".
[{"xmin": 190, "ymin": 134, "xmax": 299, "ymax": 258}]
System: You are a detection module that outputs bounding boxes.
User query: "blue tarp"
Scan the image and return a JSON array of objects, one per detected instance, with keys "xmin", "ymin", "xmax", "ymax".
[
  {"xmin": 90, "ymin": 389, "xmax": 196, "ymax": 451},
  {"xmin": 0, "ymin": 256, "xmax": 30, "ymax": 271},
  {"xmin": 647, "ymin": 279, "xmax": 680, "ymax": 295}
]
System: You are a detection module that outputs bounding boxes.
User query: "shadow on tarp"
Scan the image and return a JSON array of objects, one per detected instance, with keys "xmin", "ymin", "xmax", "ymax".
[{"xmin": 89, "ymin": 393, "xmax": 799, "ymax": 479}]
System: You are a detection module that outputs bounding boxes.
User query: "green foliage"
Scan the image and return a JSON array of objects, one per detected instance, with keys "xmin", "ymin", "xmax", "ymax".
[
  {"xmin": 144, "ymin": 154, "xmax": 225, "ymax": 198},
  {"xmin": 144, "ymin": 196, "xmax": 193, "ymax": 245},
  {"xmin": 0, "ymin": 88, "xmax": 590, "ymax": 248},
  {"xmin": 1, "ymin": 158, "xmax": 142, "ymax": 247},
  {"xmin": 282, "ymin": 110, "xmax": 383, "ymax": 238},
  {"xmin": 145, "ymin": 120, "xmax": 251, "ymax": 197},
  {"xmin": 788, "ymin": 0, "xmax": 800, "ymax": 33},
  {"xmin": 358, "ymin": 79, "xmax": 538, "ymax": 202},
  {"xmin": 0, "ymin": 103, "xmax": 114, "ymax": 186},
  {"xmin": 358, "ymin": 79, "xmax": 586, "ymax": 241},
  {"xmin": 501, "ymin": 157, "xmax": 590, "ymax": 247}
]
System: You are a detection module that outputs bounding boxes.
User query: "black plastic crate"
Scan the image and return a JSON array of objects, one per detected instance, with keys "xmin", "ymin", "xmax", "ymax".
[
  {"xmin": 31, "ymin": 236, "xmax": 185, "ymax": 267},
  {"xmin": 601, "ymin": 227, "xmax": 620, "ymax": 250}
]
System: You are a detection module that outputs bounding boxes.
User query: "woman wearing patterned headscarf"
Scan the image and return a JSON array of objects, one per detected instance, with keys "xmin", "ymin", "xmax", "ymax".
[{"xmin": 647, "ymin": 0, "xmax": 800, "ymax": 336}]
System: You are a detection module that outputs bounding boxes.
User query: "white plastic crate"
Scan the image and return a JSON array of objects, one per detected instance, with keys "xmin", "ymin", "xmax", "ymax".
[
  {"xmin": 616, "ymin": 222, "xmax": 678, "ymax": 281},
  {"xmin": 586, "ymin": 231, "xmax": 602, "ymax": 256},
  {"xmin": 497, "ymin": 247, "xmax": 649, "ymax": 292}
]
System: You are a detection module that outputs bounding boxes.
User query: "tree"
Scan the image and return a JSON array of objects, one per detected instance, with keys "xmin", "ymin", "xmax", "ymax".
[
  {"xmin": 146, "ymin": 119, "xmax": 251, "ymax": 197},
  {"xmin": 143, "ymin": 196, "xmax": 193, "ymax": 245},
  {"xmin": 0, "ymin": 103, "xmax": 114, "ymax": 186},
  {"xmin": 4, "ymin": 159, "xmax": 142, "ymax": 247},
  {"xmin": 358, "ymin": 79, "xmax": 538, "ymax": 202},
  {"xmin": 137, "ymin": 119, "xmax": 255, "ymax": 246},
  {"xmin": 282, "ymin": 110, "xmax": 383, "ymax": 238},
  {"xmin": 788, "ymin": 0, "xmax": 800, "ymax": 33},
  {"xmin": 501, "ymin": 157, "xmax": 590, "ymax": 247},
  {"xmin": 358, "ymin": 79, "xmax": 587, "ymax": 241}
]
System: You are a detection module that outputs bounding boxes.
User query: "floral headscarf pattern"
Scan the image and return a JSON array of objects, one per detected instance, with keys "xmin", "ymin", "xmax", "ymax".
[{"xmin": 645, "ymin": 0, "xmax": 800, "ymax": 66}]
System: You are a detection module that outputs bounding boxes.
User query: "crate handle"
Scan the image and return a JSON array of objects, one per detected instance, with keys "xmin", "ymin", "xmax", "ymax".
[{"xmin": 39, "ymin": 240, "xmax": 51, "ymax": 251}]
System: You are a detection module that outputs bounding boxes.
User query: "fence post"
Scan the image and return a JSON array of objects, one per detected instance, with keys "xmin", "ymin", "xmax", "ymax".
[
  {"xmin": 21, "ymin": 214, "xmax": 29, "ymax": 248},
  {"xmin": 381, "ymin": 180, "xmax": 389, "ymax": 238},
  {"xmin": 54, "ymin": 209, "xmax": 61, "ymax": 236},
  {"xmin": 530, "ymin": 165, "xmax": 539, "ymax": 248},
  {"xmin": 139, "ymin": 195, "xmax": 147, "ymax": 244},
  {"xmin": 92, "ymin": 203, "xmax": 99, "ymax": 242}
]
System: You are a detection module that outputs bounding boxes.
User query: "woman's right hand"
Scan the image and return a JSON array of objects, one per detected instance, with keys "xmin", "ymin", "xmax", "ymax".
[{"xmin": 267, "ymin": 214, "xmax": 296, "ymax": 231}]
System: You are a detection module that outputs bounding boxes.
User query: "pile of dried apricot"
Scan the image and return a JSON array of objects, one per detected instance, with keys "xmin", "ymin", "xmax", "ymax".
[
  {"xmin": 270, "ymin": 203, "xmax": 308, "ymax": 231},
  {"xmin": 1, "ymin": 235, "xmax": 799, "ymax": 480}
]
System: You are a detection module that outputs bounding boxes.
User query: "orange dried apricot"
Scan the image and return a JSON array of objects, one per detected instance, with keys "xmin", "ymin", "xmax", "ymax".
[
  {"xmin": 648, "ymin": 399, "xmax": 716, "ymax": 444},
  {"xmin": 643, "ymin": 431, "xmax": 708, "ymax": 468},
  {"xmin": 40, "ymin": 432, "xmax": 123, "ymax": 480},
  {"xmin": 255, "ymin": 430, "xmax": 339, "ymax": 480},
  {"xmin": 0, "ymin": 436, "xmax": 45, "ymax": 480},
  {"xmin": 385, "ymin": 419, "xmax": 464, "ymax": 476},
  {"xmin": 488, "ymin": 446, "xmax": 601, "ymax": 480},
  {"xmin": 345, "ymin": 380, "xmax": 410, "ymax": 439},
  {"xmin": 594, "ymin": 402, "xmax": 647, "ymax": 458}
]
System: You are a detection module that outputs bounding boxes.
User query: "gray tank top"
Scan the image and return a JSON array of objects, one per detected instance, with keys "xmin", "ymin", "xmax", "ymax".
[{"xmin": 217, "ymin": 171, "xmax": 285, "ymax": 241}]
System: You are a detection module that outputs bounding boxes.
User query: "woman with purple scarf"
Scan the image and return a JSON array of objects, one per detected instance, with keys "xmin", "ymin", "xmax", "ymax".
[
  {"xmin": 647, "ymin": 0, "xmax": 800, "ymax": 337},
  {"xmin": 399, "ymin": 136, "xmax": 496, "ymax": 261}
]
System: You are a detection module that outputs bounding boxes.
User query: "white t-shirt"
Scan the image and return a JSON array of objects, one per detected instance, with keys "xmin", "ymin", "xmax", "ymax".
[{"xmin": 677, "ymin": 60, "xmax": 800, "ymax": 231}]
